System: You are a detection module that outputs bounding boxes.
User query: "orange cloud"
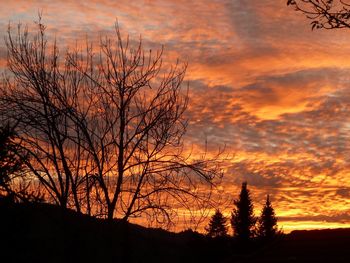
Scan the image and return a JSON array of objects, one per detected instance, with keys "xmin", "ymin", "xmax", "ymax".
[{"xmin": 1, "ymin": 0, "xmax": 350, "ymax": 232}]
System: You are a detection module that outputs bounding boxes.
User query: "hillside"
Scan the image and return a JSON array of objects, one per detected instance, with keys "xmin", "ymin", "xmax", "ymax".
[
  {"xmin": 227, "ymin": 229, "xmax": 350, "ymax": 263},
  {"xmin": 0, "ymin": 199, "xmax": 230, "ymax": 263},
  {"xmin": 1, "ymin": 199, "xmax": 350, "ymax": 263}
]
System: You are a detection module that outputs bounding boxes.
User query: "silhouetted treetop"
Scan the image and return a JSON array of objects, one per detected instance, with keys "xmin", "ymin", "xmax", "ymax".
[
  {"xmin": 205, "ymin": 209, "xmax": 228, "ymax": 238},
  {"xmin": 231, "ymin": 182, "xmax": 256, "ymax": 240},
  {"xmin": 257, "ymin": 195, "xmax": 278, "ymax": 240}
]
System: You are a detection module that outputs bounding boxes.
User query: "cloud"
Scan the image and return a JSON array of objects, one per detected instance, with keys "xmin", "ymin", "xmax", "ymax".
[
  {"xmin": 236, "ymin": 68, "xmax": 350, "ymax": 119},
  {"xmin": 1, "ymin": 0, "xmax": 350, "ymax": 231},
  {"xmin": 279, "ymin": 213, "xmax": 350, "ymax": 223}
]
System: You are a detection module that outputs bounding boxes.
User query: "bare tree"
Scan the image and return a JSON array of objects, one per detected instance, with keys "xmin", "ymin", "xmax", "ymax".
[
  {"xmin": 287, "ymin": 0, "xmax": 350, "ymax": 29},
  {"xmin": 0, "ymin": 18, "xmax": 223, "ymax": 226},
  {"xmin": 67, "ymin": 23, "xmax": 223, "ymax": 224},
  {"xmin": 0, "ymin": 20, "xmax": 92, "ymax": 213}
]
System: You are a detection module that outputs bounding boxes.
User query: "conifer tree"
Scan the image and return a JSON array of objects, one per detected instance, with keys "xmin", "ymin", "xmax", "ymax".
[
  {"xmin": 0, "ymin": 125, "xmax": 23, "ymax": 192},
  {"xmin": 231, "ymin": 182, "xmax": 256, "ymax": 240},
  {"xmin": 257, "ymin": 195, "xmax": 278, "ymax": 240},
  {"xmin": 206, "ymin": 209, "xmax": 228, "ymax": 238}
]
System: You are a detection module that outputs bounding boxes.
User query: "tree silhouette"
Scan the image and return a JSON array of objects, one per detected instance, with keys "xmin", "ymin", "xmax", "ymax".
[
  {"xmin": 0, "ymin": 125, "xmax": 22, "ymax": 194},
  {"xmin": 0, "ymin": 124, "xmax": 37, "ymax": 201},
  {"xmin": 205, "ymin": 209, "xmax": 228, "ymax": 238},
  {"xmin": 231, "ymin": 182, "xmax": 256, "ymax": 240},
  {"xmin": 287, "ymin": 0, "xmax": 350, "ymax": 30},
  {"xmin": 0, "ymin": 17, "xmax": 223, "ymax": 224},
  {"xmin": 257, "ymin": 195, "xmax": 278, "ymax": 240}
]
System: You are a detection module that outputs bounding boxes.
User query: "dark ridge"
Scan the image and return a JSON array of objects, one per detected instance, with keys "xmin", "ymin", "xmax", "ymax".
[
  {"xmin": 0, "ymin": 199, "xmax": 230, "ymax": 263},
  {"xmin": 228, "ymin": 229, "xmax": 350, "ymax": 263},
  {"xmin": 290, "ymin": 228, "xmax": 350, "ymax": 238},
  {"xmin": 1, "ymin": 198, "xmax": 350, "ymax": 263}
]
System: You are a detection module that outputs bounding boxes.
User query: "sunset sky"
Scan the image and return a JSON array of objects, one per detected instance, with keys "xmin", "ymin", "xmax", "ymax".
[{"xmin": 1, "ymin": 0, "xmax": 350, "ymax": 232}]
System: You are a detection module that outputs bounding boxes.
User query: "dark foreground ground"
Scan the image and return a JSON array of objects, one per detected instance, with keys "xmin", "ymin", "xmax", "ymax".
[
  {"xmin": 0, "ymin": 199, "xmax": 349, "ymax": 263},
  {"xmin": 225, "ymin": 228, "xmax": 350, "ymax": 263}
]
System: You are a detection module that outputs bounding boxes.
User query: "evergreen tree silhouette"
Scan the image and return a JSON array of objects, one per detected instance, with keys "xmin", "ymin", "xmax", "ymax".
[
  {"xmin": 0, "ymin": 125, "xmax": 23, "ymax": 190},
  {"xmin": 257, "ymin": 195, "xmax": 278, "ymax": 240},
  {"xmin": 231, "ymin": 182, "xmax": 256, "ymax": 240},
  {"xmin": 206, "ymin": 209, "xmax": 228, "ymax": 238}
]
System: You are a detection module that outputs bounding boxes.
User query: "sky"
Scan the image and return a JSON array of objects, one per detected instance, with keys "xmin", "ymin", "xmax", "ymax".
[{"xmin": 1, "ymin": 0, "xmax": 350, "ymax": 232}]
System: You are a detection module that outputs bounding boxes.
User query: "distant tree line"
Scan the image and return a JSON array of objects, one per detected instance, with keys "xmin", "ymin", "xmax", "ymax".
[{"xmin": 206, "ymin": 182, "xmax": 280, "ymax": 242}]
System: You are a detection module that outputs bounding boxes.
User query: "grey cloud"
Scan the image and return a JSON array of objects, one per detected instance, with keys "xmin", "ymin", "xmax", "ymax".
[{"xmin": 335, "ymin": 188, "xmax": 350, "ymax": 198}]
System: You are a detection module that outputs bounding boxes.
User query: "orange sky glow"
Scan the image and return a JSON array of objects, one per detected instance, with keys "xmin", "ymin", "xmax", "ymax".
[{"xmin": 1, "ymin": 0, "xmax": 350, "ymax": 233}]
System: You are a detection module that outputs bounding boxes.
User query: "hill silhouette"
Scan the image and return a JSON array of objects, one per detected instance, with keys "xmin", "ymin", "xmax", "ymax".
[
  {"xmin": 225, "ymin": 228, "xmax": 350, "ymax": 263},
  {"xmin": 0, "ymin": 198, "xmax": 231, "ymax": 263},
  {"xmin": 1, "ymin": 199, "xmax": 350, "ymax": 263}
]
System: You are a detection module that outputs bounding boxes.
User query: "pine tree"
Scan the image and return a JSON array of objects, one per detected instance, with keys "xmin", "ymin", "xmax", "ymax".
[
  {"xmin": 0, "ymin": 125, "xmax": 23, "ymax": 190},
  {"xmin": 257, "ymin": 195, "xmax": 278, "ymax": 240},
  {"xmin": 206, "ymin": 209, "xmax": 228, "ymax": 238},
  {"xmin": 231, "ymin": 182, "xmax": 256, "ymax": 240}
]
